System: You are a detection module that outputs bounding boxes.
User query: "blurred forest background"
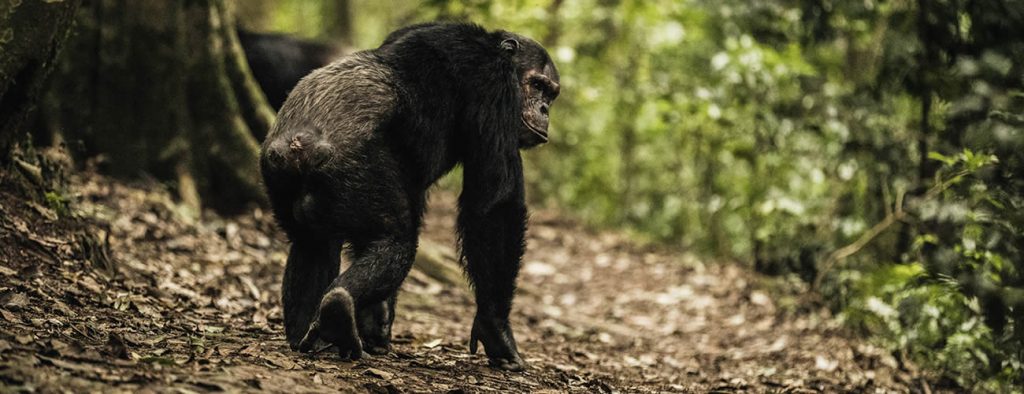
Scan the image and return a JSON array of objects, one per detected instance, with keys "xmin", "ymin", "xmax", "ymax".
[{"xmin": 2, "ymin": 0, "xmax": 1022, "ymax": 391}]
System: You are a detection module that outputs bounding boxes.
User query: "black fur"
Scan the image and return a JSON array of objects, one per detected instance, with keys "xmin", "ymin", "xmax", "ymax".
[
  {"xmin": 260, "ymin": 23, "xmax": 559, "ymax": 371},
  {"xmin": 237, "ymin": 29, "xmax": 339, "ymax": 110}
]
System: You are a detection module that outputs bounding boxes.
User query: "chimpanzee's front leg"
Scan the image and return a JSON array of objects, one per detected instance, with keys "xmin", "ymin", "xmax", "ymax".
[{"xmin": 458, "ymin": 192, "xmax": 528, "ymax": 371}]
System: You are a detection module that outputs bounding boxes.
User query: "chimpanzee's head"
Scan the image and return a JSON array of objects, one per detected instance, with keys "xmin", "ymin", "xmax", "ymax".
[{"xmin": 498, "ymin": 32, "xmax": 560, "ymax": 148}]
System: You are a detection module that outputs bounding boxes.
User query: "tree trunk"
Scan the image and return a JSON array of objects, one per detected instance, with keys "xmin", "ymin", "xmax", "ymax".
[
  {"xmin": 321, "ymin": 0, "xmax": 354, "ymax": 52},
  {"xmin": 233, "ymin": 0, "xmax": 275, "ymax": 31},
  {"xmin": 0, "ymin": 0, "xmax": 81, "ymax": 160},
  {"xmin": 48, "ymin": 0, "xmax": 272, "ymax": 214}
]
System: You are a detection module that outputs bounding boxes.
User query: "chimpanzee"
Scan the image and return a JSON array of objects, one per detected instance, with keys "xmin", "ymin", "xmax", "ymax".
[
  {"xmin": 237, "ymin": 29, "xmax": 340, "ymax": 110},
  {"xmin": 259, "ymin": 23, "xmax": 560, "ymax": 371}
]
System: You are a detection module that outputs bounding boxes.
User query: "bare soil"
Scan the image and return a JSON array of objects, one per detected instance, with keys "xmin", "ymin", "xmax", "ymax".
[{"xmin": 0, "ymin": 173, "xmax": 941, "ymax": 393}]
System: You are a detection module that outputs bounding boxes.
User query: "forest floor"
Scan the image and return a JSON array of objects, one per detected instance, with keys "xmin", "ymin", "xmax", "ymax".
[{"xmin": 0, "ymin": 173, "xmax": 945, "ymax": 393}]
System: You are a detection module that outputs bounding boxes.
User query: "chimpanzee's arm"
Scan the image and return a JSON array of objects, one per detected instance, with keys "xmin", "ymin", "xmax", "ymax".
[
  {"xmin": 457, "ymin": 148, "xmax": 527, "ymax": 371},
  {"xmin": 455, "ymin": 79, "xmax": 530, "ymax": 370}
]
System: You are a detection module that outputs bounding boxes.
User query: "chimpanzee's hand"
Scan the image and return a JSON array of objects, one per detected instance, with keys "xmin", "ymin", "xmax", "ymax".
[
  {"xmin": 298, "ymin": 288, "xmax": 363, "ymax": 360},
  {"xmin": 469, "ymin": 314, "xmax": 526, "ymax": 371}
]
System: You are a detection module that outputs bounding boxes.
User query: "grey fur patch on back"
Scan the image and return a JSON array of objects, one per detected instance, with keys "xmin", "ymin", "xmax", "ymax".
[{"xmin": 266, "ymin": 52, "xmax": 398, "ymax": 157}]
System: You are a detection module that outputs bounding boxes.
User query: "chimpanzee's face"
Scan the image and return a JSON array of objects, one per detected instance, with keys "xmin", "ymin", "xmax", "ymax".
[{"xmin": 499, "ymin": 33, "xmax": 560, "ymax": 148}]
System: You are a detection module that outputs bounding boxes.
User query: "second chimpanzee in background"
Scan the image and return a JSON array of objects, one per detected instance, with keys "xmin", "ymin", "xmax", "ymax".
[
  {"xmin": 237, "ymin": 29, "xmax": 340, "ymax": 110},
  {"xmin": 259, "ymin": 23, "xmax": 560, "ymax": 371}
]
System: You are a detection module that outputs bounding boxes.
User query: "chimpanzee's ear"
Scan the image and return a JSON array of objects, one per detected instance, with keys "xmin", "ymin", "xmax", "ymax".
[{"xmin": 499, "ymin": 38, "xmax": 519, "ymax": 54}]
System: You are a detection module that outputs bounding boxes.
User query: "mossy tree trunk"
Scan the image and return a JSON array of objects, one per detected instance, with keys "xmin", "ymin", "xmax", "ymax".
[
  {"xmin": 49, "ymin": 0, "xmax": 273, "ymax": 214},
  {"xmin": 322, "ymin": 0, "xmax": 354, "ymax": 51},
  {"xmin": 0, "ymin": 0, "xmax": 81, "ymax": 161}
]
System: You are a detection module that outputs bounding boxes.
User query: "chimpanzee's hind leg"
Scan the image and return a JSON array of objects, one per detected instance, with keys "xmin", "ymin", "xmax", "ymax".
[
  {"xmin": 298, "ymin": 234, "xmax": 418, "ymax": 359},
  {"xmin": 282, "ymin": 238, "xmax": 341, "ymax": 350}
]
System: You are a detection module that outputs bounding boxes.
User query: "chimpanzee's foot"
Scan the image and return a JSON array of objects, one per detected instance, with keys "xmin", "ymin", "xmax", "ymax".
[
  {"xmin": 357, "ymin": 324, "xmax": 392, "ymax": 355},
  {"xmin": 298, "ymin": 287, "xmax": 363, "ymax": 360},
  {"xmin": 357, "ymin": 300, "xmax": 393, "ymax": 355},
  {"xmin": 360, "ymin": 334, "xmax": 391, "ymax": 356},
  {"xmin": 469, "ymin": 314, "xmax": 526, "ymax": 372}
]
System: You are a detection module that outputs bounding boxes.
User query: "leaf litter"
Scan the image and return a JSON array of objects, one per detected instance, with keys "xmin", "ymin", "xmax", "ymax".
[{"xmin": 0, "ymin": 173, "xmax": 942, "ymax": 392}]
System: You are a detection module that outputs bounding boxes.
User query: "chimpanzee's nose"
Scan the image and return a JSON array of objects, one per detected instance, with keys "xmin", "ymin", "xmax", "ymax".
[{"xmin": 540, "ymin": 103, "xmax": 549, "ymax": 115}]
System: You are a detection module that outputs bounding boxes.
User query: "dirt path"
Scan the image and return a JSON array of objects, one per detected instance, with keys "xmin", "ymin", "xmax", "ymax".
[{"xmin": 0, "ymin": 174, "xmax": 928, "ymax": 393}]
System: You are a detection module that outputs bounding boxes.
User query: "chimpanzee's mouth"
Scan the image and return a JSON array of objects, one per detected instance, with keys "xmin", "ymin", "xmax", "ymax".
[
  {"xmin": 524, "ymin": 119, "xmax": 549, "ymax": 142},
  {"xmin": 530, "ymin": 127, "xmax": 549, "ymax": 141}
]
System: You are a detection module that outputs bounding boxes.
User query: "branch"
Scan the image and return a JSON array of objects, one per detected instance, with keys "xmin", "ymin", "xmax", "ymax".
[
  {"xmin": 812, "ymin": 205, "xmax": 904, "ymax": 290},
  {"xmin": 812, "ymin": 170, "xmax": 969, "ymax": 291}
]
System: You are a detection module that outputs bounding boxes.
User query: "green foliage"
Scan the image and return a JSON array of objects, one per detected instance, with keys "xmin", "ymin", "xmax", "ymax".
[
  {"xmin": 840, "ymin": 263, "xmax": 1012, "ymax": 390},
  {"xmin": 44, "ymin": 191, "xmax": 69, "ymax": 217}
]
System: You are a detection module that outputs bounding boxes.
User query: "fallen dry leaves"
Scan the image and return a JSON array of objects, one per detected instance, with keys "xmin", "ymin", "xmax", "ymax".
[{"xmin": 0, "ymin": 173, "xmax": 941, "ymax": 392}]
